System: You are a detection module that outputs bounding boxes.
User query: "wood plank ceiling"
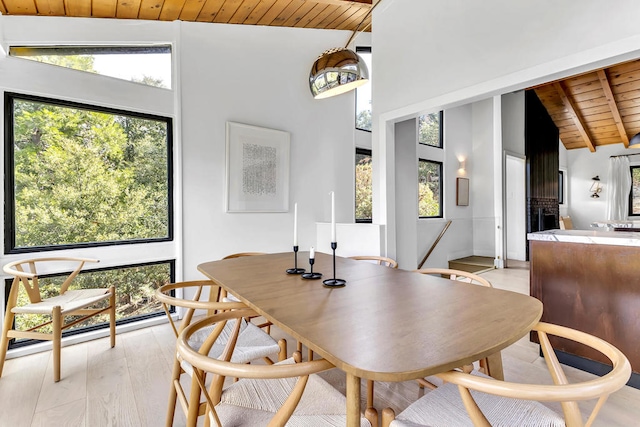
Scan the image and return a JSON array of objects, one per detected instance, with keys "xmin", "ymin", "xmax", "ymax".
[
  {"xmin": 0, "ymin": 0, "xmax": 373, "ymax": 32},
  {"xmin": 531, "ymin": 59, "xmax": 640, "ymax": 152}
]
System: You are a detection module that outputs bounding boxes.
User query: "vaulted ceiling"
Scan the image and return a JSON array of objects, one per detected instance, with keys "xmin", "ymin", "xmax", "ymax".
[
  {"xmin": 531, "ymin": 58, "xmax": 640, "ymax": 152},
  {"xmin": 0, "ymin": 0, "xmax": 373, "ymax": 32}
]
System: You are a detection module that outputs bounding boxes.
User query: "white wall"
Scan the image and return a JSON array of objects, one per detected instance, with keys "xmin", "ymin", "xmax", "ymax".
[
  {"xmin": 502, "ymin": 92, "xmax": 525, "ymax": 157},
  {"xmin": 178, "ymin": 22, "xmax": 358, "ymax": 279}
]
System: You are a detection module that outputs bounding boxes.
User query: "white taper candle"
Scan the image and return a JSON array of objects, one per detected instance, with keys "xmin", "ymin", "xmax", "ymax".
[
  {"xmin": 293, "ymin": 202, "xmax": 298, "ymax": 246},
  {"xmin": 331, "ymin": 191, "xmax": 336, "ymax": 242},
  {"xmin": 310, "ymin": 246, "xmax": 315, "ymax": 259}
]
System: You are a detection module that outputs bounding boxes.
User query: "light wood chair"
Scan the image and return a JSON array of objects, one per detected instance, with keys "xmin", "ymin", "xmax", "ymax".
[
  {"xmin": 560, "ymin": 215, "xmax": 574, "ymax": 230},
  {"xmin": 381, "ymin": 321, "xmax": 632, "ymax": 427},
  {"xmin": 155, "ymin": 280, "xmax": 287, "ymax": 427},
  {"xmin": 349, "ymin": 255, "xmax": 399, "ymax": 269},
  {"xmin": 0, "ymin": 257, "xmax": 115, "ymax": 382},
  {"xmin": 175, "ymin": 308, "xmax": 377, "ymax": 427},
  {"xmin": 413, "ymin": 267, "xmax": 492, "ymax": 288}
]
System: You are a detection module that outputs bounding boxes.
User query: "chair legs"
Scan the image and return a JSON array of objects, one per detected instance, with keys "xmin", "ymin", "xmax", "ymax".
[
  {"xmin": 52, "ymin": 305, "xmax": 62, "ymax": 382},
  {"xmin": 0, "ymin": 308, "xmax": 16, "ymax": 378},
  {"xmin": 109, "ymin": 285, "xmax": 116, "ymax": 348}
]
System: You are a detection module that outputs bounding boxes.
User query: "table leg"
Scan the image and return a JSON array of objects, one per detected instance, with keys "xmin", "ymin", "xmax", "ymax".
[
  {"xmin": 346, "ymin": 372, "xmax": 361, "ymax": 426},
  {"xmin": 484, "ymin": 351, "xmax": 504, "ymax": 380}
]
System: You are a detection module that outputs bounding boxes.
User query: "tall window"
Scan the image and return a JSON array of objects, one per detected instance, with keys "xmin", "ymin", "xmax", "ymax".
[
  {"xmin": 355, "ymin": 148, "xmax": 372, "ymax": 222},
  {"xmin": 9, "ymin": 45, "xmax": 172, "ymax": 89},
  {"xmin": 630, "ymin": 166, "xmax": 640, "ymax": 216},
  {"xmin": 418, "ymin": 159, "xmax": 443, "ymax": 218},
  {"xmin": 418, "ymin": 111, "xmax": 443, "ymax": 147},
  {"xmin": 5, "ymin": 93, "xmax": 173, "ymax": 252},
  {"xmin": 355, "ymin": 47, "xmax": 372, "ymax": 132},
  {"xmin": 559, "ymin": 170, "xmax": 565, "ymax": 205}
]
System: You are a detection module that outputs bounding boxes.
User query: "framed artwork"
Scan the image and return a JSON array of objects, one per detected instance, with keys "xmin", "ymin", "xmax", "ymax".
[
  {"xmin": 226, "ymin": 122, "xmax": 290, "ymax": 212},
  {"xmin": 456, "ymin": 177, "xmax": 469, "ymax": 206}
]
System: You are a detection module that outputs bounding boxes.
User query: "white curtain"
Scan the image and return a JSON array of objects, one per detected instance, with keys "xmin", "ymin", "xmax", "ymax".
[{"xmin": 606, "ymin": 156, "xmax": 631, "ymax": 221}]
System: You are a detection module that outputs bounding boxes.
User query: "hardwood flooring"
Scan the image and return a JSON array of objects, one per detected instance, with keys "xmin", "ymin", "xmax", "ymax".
[{"xmin": 1, "ymin": 264, "xmax": 638, "ymax": 426}]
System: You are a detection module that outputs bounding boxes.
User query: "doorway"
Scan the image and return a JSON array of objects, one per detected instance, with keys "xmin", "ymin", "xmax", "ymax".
[{"xmin": 505, "ymin": 154, "xmax": 526, "ymax": 262}]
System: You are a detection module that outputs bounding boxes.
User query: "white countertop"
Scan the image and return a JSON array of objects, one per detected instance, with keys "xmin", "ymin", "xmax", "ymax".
[{"xmin": 528, "ymin": 229, "xmax": 640, "ymax": 247}]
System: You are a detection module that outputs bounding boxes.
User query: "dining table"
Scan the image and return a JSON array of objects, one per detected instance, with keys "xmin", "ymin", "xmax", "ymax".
[{"xmin": 198, "ymin": 252, "xmax": 543, "ymax": 426}]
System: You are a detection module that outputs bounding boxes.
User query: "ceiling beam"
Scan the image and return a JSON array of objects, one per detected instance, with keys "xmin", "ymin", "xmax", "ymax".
[
  {"xmin": 597, "ymin": 69, "xmax": 630, "ymax": 148},
  {"xmin": 309, "ymin": 0, "xmax": 372, "ymax": 8},
  {"xmin": 553, "ymin": 82, "xmax": 596, "ymax": 152}
]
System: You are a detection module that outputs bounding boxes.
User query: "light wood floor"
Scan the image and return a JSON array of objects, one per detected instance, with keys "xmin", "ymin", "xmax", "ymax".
[{"xmin": 1, "ymin": 264, "xmax": 639, "ymax": 426}]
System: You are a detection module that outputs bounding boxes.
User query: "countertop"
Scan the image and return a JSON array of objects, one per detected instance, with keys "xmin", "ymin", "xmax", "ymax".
[{"xmin": 527, "ymin": 229, "xmax": 640, "ymax": 247}]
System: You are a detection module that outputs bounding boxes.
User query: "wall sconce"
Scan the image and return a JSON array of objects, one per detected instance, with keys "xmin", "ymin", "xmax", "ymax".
[
  {"xmin": 590, "ymin": 175, "xmax": 602, "ymax": 198},
  {"xmin": 458, "ymin": 159, "xmax": 466, "ymax": 173}
]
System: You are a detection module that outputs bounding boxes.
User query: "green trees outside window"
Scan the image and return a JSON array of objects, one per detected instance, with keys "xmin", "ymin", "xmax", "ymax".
[
  {"xmin": 630, "ymin": 166, "xmax": 640, "ymax": 215},
  {"xmin": 419, "ymin": 111, "xmax": 443, "ymax": 147},
  {"xmin": 419, "ymin": 159, "xmax": 442, "ymax": 218},
  {"xmin": 7, "ymin": 94, "xmax": 171, "ymax": 250},
  {"xmin": 355, "ymin": 149, "xmax": 372, "ymax": 222}
]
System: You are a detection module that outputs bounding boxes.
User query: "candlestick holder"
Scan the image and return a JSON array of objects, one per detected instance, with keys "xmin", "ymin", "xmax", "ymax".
[
  {"xmin": 286, "ymin": 246, "xmax": 306, "ymax": 274},
  {"xmin": 323, "ymin": 242, "xmax": 346, "ymax": 288},
  {"xmin": 302, "ymin": 257, "xmax": 322, "ymax": 280}
]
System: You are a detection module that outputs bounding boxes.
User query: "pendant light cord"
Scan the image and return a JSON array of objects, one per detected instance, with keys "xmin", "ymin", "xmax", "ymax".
[{"xmin": 344, "ymin": 0, "xmax": 383, "ymax": 49}]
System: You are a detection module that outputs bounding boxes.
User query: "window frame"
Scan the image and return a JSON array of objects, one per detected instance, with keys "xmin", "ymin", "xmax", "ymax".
[
  {"xmin": 418, "ymin": 158, "xmax": 444, "ymax": 219},
  {"xmin": 559, "ymin": 170, "xmax": 565, "ymax": 205},
  {"xmin": 355, "ymin": 147, "xmax": 373, "ymax": 223},
  {"xmin": 629, "ymin": 165, "xmax": 640, "ymax": 217},
  {"xmin": 418, "ymin": 111, "xmax": 444, "ymax": 148},
  {"xmin": 4, "ymin": 91, "xmax": 174, "ymax": 254},
  {"xmin": 355, "ymin": 46, "xmax": 372, "ymax": 133}
]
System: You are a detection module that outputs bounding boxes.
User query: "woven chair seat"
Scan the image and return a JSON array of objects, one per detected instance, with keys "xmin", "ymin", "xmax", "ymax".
[
  {"xmin": 212, "ymin": 358, "xmax": 371, "ymax": 426},
  {"xmin": 180, "ymin": 319, "xmax": 281, "ymax": 376},
  {"xmin": 391, "ymin": 372, "xmax": 565, "ymax": 427},
  {"xmin": 12, "ymin": 288, "xmax": 112, "ymax": 315}
]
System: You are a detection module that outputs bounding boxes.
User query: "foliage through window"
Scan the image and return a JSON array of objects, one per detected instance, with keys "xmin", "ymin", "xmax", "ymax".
[
  {"xmin": 629, "ymin": 166, "xmax": 640, "ymax": 216},
  {"xmin": 418, "ymin": 111, "xmax": 443, "ymax": 147},
  {"xmin": 6, "ymin": 261, "xmax": 173, "ymax": 348},
  {"xmin": 9, "ymin": 45, "xmax": 172, "ymax": 89},
  {"xmin": 418, "ymin": 159, "xmax": 443, "ymax": 218},
  {"xmin": 355, "ymin": 47, "xmax": 372, "ymax": 132},
  {"xmin": 355, "ymin": 148, "xmax": 372, "ymax": 222},
  {"xmin": 5, "ymin": 93, "xmax": 172, "ymax": 252}
]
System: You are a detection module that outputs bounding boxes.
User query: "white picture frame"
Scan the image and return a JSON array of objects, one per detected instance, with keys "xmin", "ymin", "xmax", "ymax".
[{"xmin": 225, "ymin": 122, "xmax": 290, "ymax": 212}]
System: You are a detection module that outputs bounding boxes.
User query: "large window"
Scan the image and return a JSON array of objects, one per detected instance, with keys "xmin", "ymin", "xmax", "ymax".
[
  {"xmin": 6, "ymin": 260, "xmax": 174, "ymax": 349},
  {"xmin": 418, "ymin": 111, "xmax": 443, "ymax": 147},
  {"xmin": 630, "ymin": 166, "xmax": 640, "ymax": 216},
  {"xmin": 355, "ymin": 47, "xmax": 372, "ymax": 132},
  {"xmin": 5, "ymin": 93, "xmax": 173, "ymax": 253},
  {"xmin": 355, "ymin": 148, "xmax": 372, "ymax": 222},
  {"xmin": 418, "ymin": 159, "xmax": 443, "ymax": 218},
  {"xmin": 9, "ymin": 45, "xmax": 172, "ymax": 89}
]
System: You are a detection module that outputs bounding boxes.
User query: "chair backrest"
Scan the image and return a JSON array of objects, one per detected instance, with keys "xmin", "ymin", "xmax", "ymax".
[
  {"xmin": 435, "ymin": 322, "xmax": 631, "ymax": 427},
  {"xmin": 222, "ymin": 252, "xmax": 267, "ymax": 259},
  {"xmin": 349, "ymin": 255, "xmax": 399, "ymax": 269},
  {"xmin": 413, "ymin": 267, "xmax": 492, "ymax": 288},
  {"xmin": 3, "ymin": 257, "xmax": 99, "ymax": 304},
  {"xmin": 155, "ymin": 280, "xmax": 246, "ymax": 337},
  {"xmin": 560, "ymin": 216, "xmax": 573, "ymax": 230},
  {"xmin": 176, "ymin": 308, "xmax": 336, "ymax": 425}
]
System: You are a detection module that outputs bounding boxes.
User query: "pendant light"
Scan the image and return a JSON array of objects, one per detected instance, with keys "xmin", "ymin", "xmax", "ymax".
[{"xmin": 309, "ymin": 1, "xmax": 381, "ymax": 100}]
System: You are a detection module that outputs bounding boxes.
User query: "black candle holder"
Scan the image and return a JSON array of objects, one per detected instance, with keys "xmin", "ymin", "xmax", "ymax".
[
  {"xmin": 286, "ymin": 246, "xmax": 306, "ymax": 274},
  {"xmin": 302, "ymin": 257, "xmax": 322, "ymax": 280},
  {"xmin": 323, "ymin": 242, "xmax": 346, "ymax": 288}
]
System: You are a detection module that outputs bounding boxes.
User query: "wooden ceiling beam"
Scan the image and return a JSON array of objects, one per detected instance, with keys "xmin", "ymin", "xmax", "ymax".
[
  {"xmin": 597, "ymin": 69, "xmax": 630, "ymax": 148},
  {"xmin": 553, "ymin": 82, "xmax": 596, "ymax": 152}
]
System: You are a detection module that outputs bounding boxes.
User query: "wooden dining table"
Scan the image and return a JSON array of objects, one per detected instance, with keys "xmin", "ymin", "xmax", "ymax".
[{"xmin": 198, "ymin": 252, "xmax": 543, "ymax": 426}]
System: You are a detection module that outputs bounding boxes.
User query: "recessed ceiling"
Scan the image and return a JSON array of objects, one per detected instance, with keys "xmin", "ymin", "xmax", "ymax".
[
  {"xmin": 0, "ymin": 0, "xmax": 373, "ymax": 32},
  {"xmin": 530, "ymin": 58, "xmax": 640, "ymax": 152}
]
